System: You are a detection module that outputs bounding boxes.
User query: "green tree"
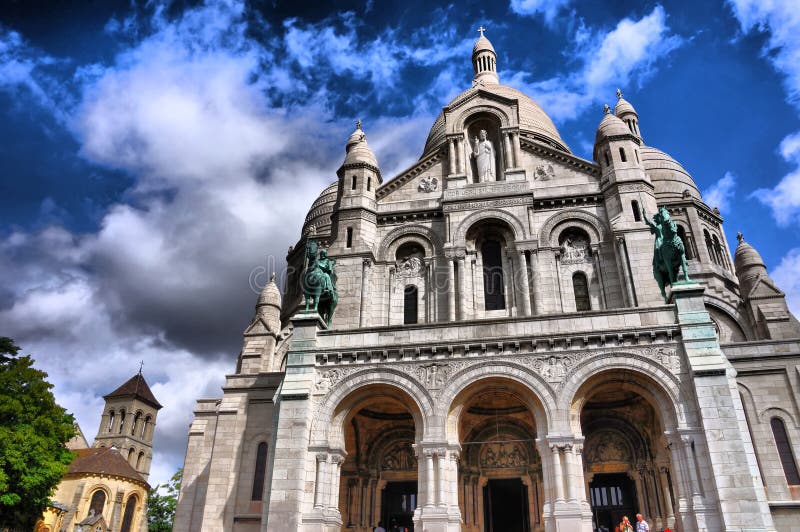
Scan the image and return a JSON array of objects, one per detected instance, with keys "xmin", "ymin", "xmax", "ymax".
[
  {"xmin": 0, "ymin": 337, "xmax": 76, "ymax": 529},
  {"xmin": 147, "ymin": 468, "xmax": 182, "ymax": 532}
]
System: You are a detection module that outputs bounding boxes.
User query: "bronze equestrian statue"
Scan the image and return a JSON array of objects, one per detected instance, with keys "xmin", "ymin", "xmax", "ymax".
[
  {"xmin": 302, "ymin": 239, "xmax": 338, "ymax": 327},
  {"xmin": 643, "ymin": 206, "xmax": 691, "ymax": 300}
]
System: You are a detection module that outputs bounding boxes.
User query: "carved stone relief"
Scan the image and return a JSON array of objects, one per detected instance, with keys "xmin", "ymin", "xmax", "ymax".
[
  {"xmin": 381, "ymin": 443, "xmax": 417, "ymax": 471},
  {"xmin": 418, "ymin": 175, "xmax": 438, "ymax": 192},
  {"xmin": 480, "ymin": 442, "xmax": 528, "ymax": 468},
  {"xmin": 584, "ymin": 431, "xmax": 632, "ymax": 464},
  {"xmin": 535, "ymin": 164, "xmax": 555, "ymax": 181},
  {"xmin": 560, "ymin": 235, "xmax": 591, "ymax": 264},
  {"xmin": 396, "ymin": 256, "xmax": 424, "ymax": 278}
]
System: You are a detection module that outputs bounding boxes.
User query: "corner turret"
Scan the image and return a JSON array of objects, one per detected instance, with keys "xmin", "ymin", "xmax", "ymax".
[{"xmin": 734, "ymin": 233, "xmax": 800, "ymax": 339}]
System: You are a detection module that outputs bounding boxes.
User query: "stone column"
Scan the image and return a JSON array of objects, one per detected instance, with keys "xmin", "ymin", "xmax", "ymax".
[
  {"xmin": 501, "ymin": 250, "xmax": 514, "ymax": 316},
  {"xmin": 519, "ymin": 250, "xmax": 532, "ymax": 316},
  {"xmin": 425, "ymin": 449, "xmax": 436, "ymax": 507},
  {"xmin": 457, "ymin": 137, "xmax": 465, "ymax": 174},
  {"xmin": 563, "ymin": 444, "xmax": 577, "ymax": 503},
  {"xmin": 387, "ymin": 266, "xmax": 394, "ymax": 325},
  {"xmin": 447, "ymin": 258, "xmax": 456, "ymax": 322},
  {"xmin": 448, "ymin": 138, "xmax": 456, "ymax": 176},
  {"xmin": 554, "ymin": 251, "xmax": 565, "ymax": 313},
  {"xmin": 551, "ymin": 445, "xmax": 565, "ymax": 503},
  {"xmin": 591, "ymin": 244, "xmax": 608, "ymax": 309},
  {"xmin": 659, "ymin": 466, "xmax": 676, "ymax": 526},
  {"xmin": 329, "ymin": 454, "xmax": 344, "ymax": 515},
  {"xmin": 503, "ymin": 132, "xmax": 513, "ymax": 169},
  {"xmin": 359, "ymin": 258, "xmax": 371, "ymax": 327},
  {"xmin": 529, "ymin": 249, "xmax": 542, "ymax": 315},
  {"xmin": 457, "ymin": 256, "xmax": 466, "ymax": 321},
  {"xmin": 512, "ymin": 131, "xmax": 522, "ymax": 167},
  {"xmin": 313, "ymin": 454, "xmax": 327, "ymax": 509},
  {"xmin": 616, "ymin": 236, "xmax": 636, "ymax": 307}
]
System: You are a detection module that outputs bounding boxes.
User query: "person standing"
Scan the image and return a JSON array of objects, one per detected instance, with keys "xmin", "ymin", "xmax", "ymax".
[
  {"xmin": 635, "ymin": 513, "xmax": 650, "ymax": 532},
  {"xmin": 619, "ymin": 515, "xmax": 633, "ymax": 531},
  {"xmin": 373, "ymin": 521, "xmax": 386, "ymax": 532}
]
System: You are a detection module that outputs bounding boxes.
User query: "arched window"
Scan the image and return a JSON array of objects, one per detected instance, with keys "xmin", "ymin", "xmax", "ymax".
[
  {"xmin": 346, "ymin": 227, "xmax": 353, "ymax": 248},
  {"xmin": 618, "ymin": 147, "xmax": 627, "ymax": 162},
  {"xmin": 631, "ymin": 200, "xmax": 641, "ymax": 222},
  {"xmin": 131, "ymin": 412, "xmax": 141, "ymax": 436},
  {"xmin": 129, "ymin": 447, "xmax": 136, "ymax": 465},
  {"xmin": 771, "ymin": 417, "xmax": 800, "ymax": 485},
  {"xmin": 367, "ymin": 176, "xmax": 371, "ymax": 191},
  {"xmin": 351, "ymin": 175, "xmax": 357, "ymax": 190},
  {"xmin": 252, "ymin": 442, "xmax": 269, "ymax": 501},
  {"xmin": 119, "ymin": 494, "xmax": 137, "ymax": 532},
  {"xmin": 88, "ymin": 489, "xmax": 106, "ymax": 518},
  {"xmin": 142, "ymin": 415, "xmax": 151, "ymax": 439},
  {"xmin": 573, "ymin": 272, "xmax": 591, "ymax": 311},
  {"xmin": 118, "ymin": 409, "xmax": 126, "ymax": 434},
  {"xmin": 482, "ymin": 240, "xmax": 506, "ymax": 310},
  {"xmin": 136, "ymin": 451, "xmax": 145, "ymax": 470},
  {"xmin": 404, "ymin": 285, "xmax": 418, "ymax": 324},
  {"xmin": 712, "ymin": 234, "xmax": 725, "ymax": 268},
  {"xmin": 677, "ymin": 225, "xmax": 693, "ymax": 259},
  {"xmin": 704, "ymin": 229, "xmax": 716, "ymax": 265},
  {"xmin": 107, "ymin": 410, "xmax": 115, "ymax": 433}
]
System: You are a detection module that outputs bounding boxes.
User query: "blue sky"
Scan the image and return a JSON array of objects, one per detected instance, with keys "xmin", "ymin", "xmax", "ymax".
[{"xmin": 2, "ymin": 0, "xmax": 800, "ymax": 487}]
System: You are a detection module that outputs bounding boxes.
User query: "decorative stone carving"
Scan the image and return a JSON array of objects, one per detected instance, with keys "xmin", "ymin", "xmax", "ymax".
[
  {"xmin": 479, "ymin": 443, "xmax": 527, "ymax": 468},
  {"xmin": 396, "ymin": 256, "xmax": 424, "ymax": 278},
  {"xmin": 415, "ymin": 363, "xmax": 450, "ymax": 388},
  {"xmin": 418, "ymin": 175, "xmax": 438, "ymax": 192},
  {"xmin": 560, "ymin": 235, "xmax": 591, "ymax": 264},
  {"xmin": 585, "ymin": 432, "xmax": 632, "ymax": 464},
  {"xmin": 314, "ymin": 368, "xmax": 349, "ymax": 393},
  {"xmin": 535, "ymin": 163, "xmax": 555, "ymax": 180}
]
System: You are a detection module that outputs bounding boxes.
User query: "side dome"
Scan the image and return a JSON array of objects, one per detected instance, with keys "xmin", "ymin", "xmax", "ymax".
[
  {"xmin": 640, "ymin": 146, "xmax": 701, "ymax": 201},
  {"xmin": 302, "ymin": 181, "xmax": 338, "ymax": 236},
  {"xmin": 342, "ymin": 121, "xmax": 378, "ymax": 169},
  {"xmin": 734, "ymin": 232, "xmax": 767, "ymax": 275},
  {"xmin": 257, "ymin": 274, "xmax": 282, "ymax": 310},
  {"xmin": 595, "ymin": 110, "xmax": 630, "ymax": 142},
  {"xmin": 422, "ymin": 84, "xmax": 570, "ymax": 156}
]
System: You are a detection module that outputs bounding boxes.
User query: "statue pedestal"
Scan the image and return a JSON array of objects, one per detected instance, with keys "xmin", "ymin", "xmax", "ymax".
[
  {"xmin": 445, "ymin": 173, "xmax": 468, "ymax": 189},
  {"xmin": 504, "ymin": 168, "xmax": 526, "ymax": 181}
]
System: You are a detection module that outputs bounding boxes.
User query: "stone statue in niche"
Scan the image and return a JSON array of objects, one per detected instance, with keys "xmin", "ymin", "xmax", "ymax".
[
  {"xmin": 418, "ymin": 175, "xmax": 438, "ymax": 192},
  {"xmin": 471, "ymin": 129, "xmax": 496, "ymax": 182}
]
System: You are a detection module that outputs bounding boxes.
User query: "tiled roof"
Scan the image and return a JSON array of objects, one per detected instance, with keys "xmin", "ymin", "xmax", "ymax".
[
  {"xmin": 68, "ymin": 448, "xmax": 147, "ymax": 486},
  {"xmin": 104, "ymin": 373, "xmax": 162, "ymax": 409}
]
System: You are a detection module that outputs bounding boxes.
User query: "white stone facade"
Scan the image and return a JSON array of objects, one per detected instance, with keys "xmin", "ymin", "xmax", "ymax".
[{"xmin": 174, "ymin": 32, "xmax": 800, "ymax": 532}]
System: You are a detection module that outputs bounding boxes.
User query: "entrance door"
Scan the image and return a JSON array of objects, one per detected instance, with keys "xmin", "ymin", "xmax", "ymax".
[
  {"xmin": 589, "ymin": 473, "xmax": 638, "ymax": 532},
  {"xmin": 382, "ymin": 481, "xmax": 417, "ymax": 531},
  {"xmin": 483, "ymin": 478, "xmax": 530, "ymax": 532}
]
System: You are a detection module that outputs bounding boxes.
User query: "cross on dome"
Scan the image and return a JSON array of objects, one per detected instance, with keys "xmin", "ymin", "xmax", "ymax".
[
  {"xmin": 616, "ymin": 88, "xmax": 623, "ymax": 99},
  {"xmin": 477, "ymin": 26, "xmax": 486, "ymax": 37}
]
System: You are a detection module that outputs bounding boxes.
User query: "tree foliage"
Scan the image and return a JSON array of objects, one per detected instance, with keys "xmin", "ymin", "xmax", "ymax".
[
  {"xmin": 147, "ymin": 468, "xmax": 182, "ymax": 532},
  {"xmin": 0, "ymin": 337, "xmax": 76, "ymax": 530}
]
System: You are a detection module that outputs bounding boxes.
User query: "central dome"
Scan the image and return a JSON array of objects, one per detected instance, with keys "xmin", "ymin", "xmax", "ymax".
[{"xmin": 422, "ymin": 83, "xmax": 570, "ymax": 156}]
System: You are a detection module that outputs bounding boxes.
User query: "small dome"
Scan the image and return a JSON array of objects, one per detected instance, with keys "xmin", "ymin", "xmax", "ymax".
[
  {"xmin": 342, "ymin": 121, "xmax": 378, "ymax": 168},
  {"xmin": 596, "ymin": 108, "xmax": 630, "ymax": 141},
  {"xmin": 303, "ymin": 180, "xmax": 338, "ymax": 236},
  {"xmin": 639, "ymin": 146, "xmax": 701, "ymax": 201},
  {"xmin": 614, "ymin": 88, "xmax": 637, "ymax": 117},
  {"xmin": 734, "ymin": 233, "xmax": 767, "ymax": 274},
  {"xmin": 257, "ymin": 274, "xmax": 282, "ymax": 310},
  {"xmin": 473, "ymin": 34, "xmax": 496, "ymax": 55}
]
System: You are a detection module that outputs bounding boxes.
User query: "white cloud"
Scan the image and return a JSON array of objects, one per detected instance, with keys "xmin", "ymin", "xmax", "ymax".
[
  {"xmin": 752, "ymin": 132, "xmax": 800, "ymax": 226},
  {"xmin": 505, "ymin": 5, "xmax": 684, "ymax": 123},
  {"xmin": 702, "ymin": 171, "xmax": 737, "ymax": 213},
  {"xmin": 771, "ymin": 247, "xmax": 800, "ymax": 316},
  {"xmin": 510, "ymin": 0, "xmax": 572, "ymax": 24}
]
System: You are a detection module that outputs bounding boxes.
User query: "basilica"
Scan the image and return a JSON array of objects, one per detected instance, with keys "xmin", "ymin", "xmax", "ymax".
[{"xmin": 174, "ymin": 31, "xmax": 800, "ymax": 532}]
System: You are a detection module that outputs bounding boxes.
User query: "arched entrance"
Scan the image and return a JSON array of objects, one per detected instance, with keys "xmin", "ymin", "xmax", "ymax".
[
  {"xmin": 332, "ymin": 384, "xmax": 422, "ymax": 532},
  {"xmin": 448, "ymin": 378, "xmax": 546, "ymax": 532},
  {"xmin": 572, "ymin": 370, "xmax": 679, "ymax": 532}
]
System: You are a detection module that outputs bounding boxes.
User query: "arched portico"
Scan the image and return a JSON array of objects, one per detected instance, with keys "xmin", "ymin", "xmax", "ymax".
[
  {"xmin": 306, "ymin": 379, "xmax": 428, "ymax": 532},
  {"xmin": 566, "ymin": 366, "xmax": 692, "ymax": 532}
]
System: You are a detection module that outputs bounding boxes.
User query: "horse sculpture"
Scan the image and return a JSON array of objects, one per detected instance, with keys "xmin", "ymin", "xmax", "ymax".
[
  {"xmin": 643, "ymin": 206, "xmax": 691, "ymax": 299},
  {"xmin": 302, "ymin": 240, "xmax": 338, "ymax": 327}
]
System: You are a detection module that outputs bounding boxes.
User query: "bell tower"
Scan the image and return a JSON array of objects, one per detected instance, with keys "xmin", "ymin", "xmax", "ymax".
[{"xmin": 93, "ymin": 369, "xmax": 162, "ymax": 480}]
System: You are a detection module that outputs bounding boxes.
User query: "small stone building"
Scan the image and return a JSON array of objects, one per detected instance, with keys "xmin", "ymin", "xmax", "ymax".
[
  {"xmin": 174, "ymin": 31, "xmax": 800, "ymax": 532},
  {"xmin": 37, "ymin": 373, "xmax": 161, "ymax": 532}
]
